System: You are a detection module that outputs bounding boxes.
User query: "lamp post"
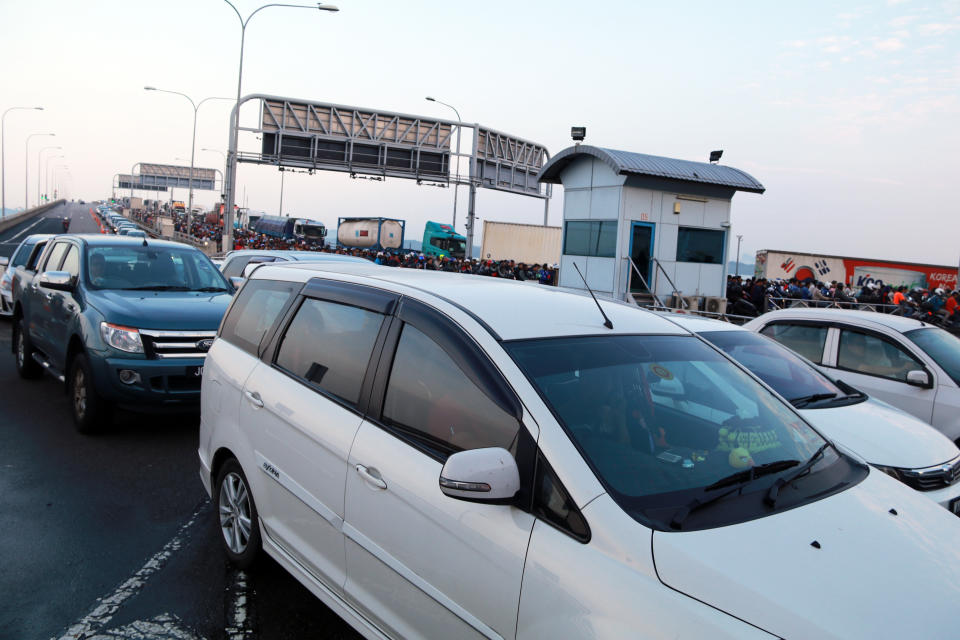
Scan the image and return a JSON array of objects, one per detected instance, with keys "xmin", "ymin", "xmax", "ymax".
[
  {"xmin": 25, "ymin": 132, "xmax": 55, "ymax": 209},
  {"xmin": 425, "ymin": 96, "xmax": 463, "ymax": 230},
  {"xmin": 736, "ymin": 234, "xmax": 743, "ymax": 277},
  {"xmin": 38, "ymin": 146, "xmax": 62, "ymax": 205},
  {"xmin": 145, "ymin": 87, "xmax": 232, "ymax": 218},
  {"xmin": 222, "ymin": 0, "xmax": 339, "ymax": 252},
  {"xmin": 42, "ymin": 152, "xmax": 64, "ymax": 204},
  {"xmin": 1, "ymin": 106, "xmax": 43, "ymax": 217}
]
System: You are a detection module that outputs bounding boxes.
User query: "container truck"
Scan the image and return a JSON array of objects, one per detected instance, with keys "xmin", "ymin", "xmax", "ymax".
[
  {"xmin": 336, "ymin": 217, "xmax": 405, "ymax": 251},
  {"xmin": 422, "ymin": 221, "xmax": 466, "ymax": 259},
  {"xmin": 252, "ymin": 215, "xmax": 327, "ymax": 245},
  {"xmin": 481, "ymin": 221, "xmax": 561, "ymax": 265},
  {"xmin": 755, "ymin": 249, "xmax": 959, "ymax": 290}
]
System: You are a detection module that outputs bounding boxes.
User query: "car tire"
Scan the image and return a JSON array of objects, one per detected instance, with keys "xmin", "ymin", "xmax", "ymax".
[
  {"xmin": 68, "ymin": 353, "xmax": 111, "ymax": 434},
  {"xmin": 215, "ymin": 458, "xmax": 262, "ymax": 569},
  {"xmin": 14, "ymin": 317, "xmax": 42, "ymax": 379}
]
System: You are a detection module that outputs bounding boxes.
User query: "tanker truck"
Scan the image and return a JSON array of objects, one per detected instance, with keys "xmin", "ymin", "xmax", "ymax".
[{"xmin": 336, "ymin": 217, "xmax": 405, "ymax": 251}]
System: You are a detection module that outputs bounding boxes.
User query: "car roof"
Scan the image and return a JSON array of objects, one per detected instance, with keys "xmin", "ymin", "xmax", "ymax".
[
  {"xmin": 19, "ymin": 233, "xmax": 55, "ymax": 245},
  {"xmin": 750, "ymin": 308, "xmax": 928, "ymax": 334},
  {"xmin": 251, "ymin": 262, "xmax": 690, "ymax": 341},
  {"xmin": 56, "ymin": 234, "xmax": 195, "ymax": 250},
  {"xmin": 652, "ymin": 311, "xmax": 745, "ymax": 334}
]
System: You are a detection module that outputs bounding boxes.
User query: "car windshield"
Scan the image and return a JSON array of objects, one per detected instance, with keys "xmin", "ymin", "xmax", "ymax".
[
  {"xmin": 905, "ymin": 328, "xmax": 960, "ymax": 386},
  {"xmin": 699, "ymin": 330, "xmax": 858, "ymax": 408},
  {"xmin": 507, "ymin": 334, "xmax": 839, "ymax": 529},
  {"xmin": 302, "ymin": 224, "xmax": 325, "ymax": 240},
  {"xmin": 84, "ymin": 245, "xmax": 230, "ymax": 292}
]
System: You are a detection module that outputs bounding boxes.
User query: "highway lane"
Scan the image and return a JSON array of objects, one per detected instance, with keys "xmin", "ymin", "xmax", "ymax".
[
  {"xmin": 0, "ymin": 273, "xmax": 361, "ymax": 639},
  {"xmin": 0, "ymin": 201, "xmax": 101, "ymax": 259}
]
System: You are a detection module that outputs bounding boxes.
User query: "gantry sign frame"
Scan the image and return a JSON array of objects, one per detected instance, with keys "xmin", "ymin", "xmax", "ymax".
[{"xmin": 224, "ymin": 93, "xmax": 552, "ymax": 258}]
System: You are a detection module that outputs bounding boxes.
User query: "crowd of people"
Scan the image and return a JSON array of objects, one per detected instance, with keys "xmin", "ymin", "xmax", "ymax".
[{"xmin": 726, "ymin": 274, "xmax": 960, "ymax": 327}]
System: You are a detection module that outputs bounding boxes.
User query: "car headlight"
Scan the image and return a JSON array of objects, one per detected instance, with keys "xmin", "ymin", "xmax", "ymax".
[
  {"xmin": 100, "ymin": 322, "xmax": 144, "ymax": 353},
  {"xmin": 0, "ymin": 273, "xmax": 11, "ymax": 293},
  {"xmin": 873, "ymin": 465, "xmax": 903, "ymax": 482}
]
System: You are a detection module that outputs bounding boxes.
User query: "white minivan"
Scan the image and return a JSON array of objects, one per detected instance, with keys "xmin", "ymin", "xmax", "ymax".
[
  {"xmin": 744, "ymin": 309, "xmax": 960, "ymax": 445},
  {"xmin": 663, "ymin": 313, "xmax": 960, "ymax": 513},
  {"xmin": 199, "ymin": 264, "xmax": 960, "ymax": 639}
]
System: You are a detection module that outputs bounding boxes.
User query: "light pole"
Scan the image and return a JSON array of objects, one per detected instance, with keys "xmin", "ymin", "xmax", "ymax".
[
  {"xmin": 25, "ymin": 132, "xmax": 55, "ymax": 209},
  {"xmin": 43, "ymin": 152, "xmax": 64, "ymax": 204},
  {"xmin": 425, "ymin": 96, "xmax": 463, "ymax": 230},
  {"xmin": 1, "ymin": 106, "xmax": 43, "ymax": 217},
  {"xmin": 38, "ymin": 146, "xmax": 62, "ymax": 204},
  {"xmin": 222, "ymin": 0, "xmax": 339, "ymax": 252},
  {"xmin": 145, "ymin": 87, "xmax": 232, "ymax": 217},
  {"xmin": 736, "ymin": 234, "xmax": 743, "ymax": 276}
]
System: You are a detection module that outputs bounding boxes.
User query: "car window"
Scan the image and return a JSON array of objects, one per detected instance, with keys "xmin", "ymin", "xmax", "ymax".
[
  {"xmin": 84, "ymin": 245, "xmax": 231, "ymax": 291},
  {"xmin": 759, "ymin": 323, "xmax": 829, "ymax": 363},
  {"xmin": 60, "ymin": 245, "xmax": 80, "ymax": 278},
  {"xmin": 533, "ymin": 453, "xmax": 589, "ymax": 542},
  {"xmin": 275, "ymin": 298, "xmax": 385, "ymax": 407},
  {"xmin": 25, "ymin": 241, "xmax": 49, "ymax": 271},
  {"xmin": 222, "ymin": 256, "xmax": 254, "ymax": 279},
  {"xmin": 43, "ymin": 242, "xmax": 69, "ymax": 272},
  {"xmin": 837, "ymin": 329, "xmax": 924, "ymax": 382},
  {"xmin": 906, "ymin": 328, "xmax": 960, "ymax": 386},
  {"xmin": 220, "ymin": 280, "xmax": 299, "ymax": 356},
  {"xmin": 381, "ymin": 323, "xmax": 520, "ymax": 457},
  {"xmin": 11, "ymin": 240, "xmax": 37, "ymax": 268}
]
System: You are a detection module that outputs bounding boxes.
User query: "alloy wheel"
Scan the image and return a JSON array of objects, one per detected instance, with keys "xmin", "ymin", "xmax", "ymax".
[{"xmin": 219, "ymin": 472, "xmax": 252, "ymax": 554}]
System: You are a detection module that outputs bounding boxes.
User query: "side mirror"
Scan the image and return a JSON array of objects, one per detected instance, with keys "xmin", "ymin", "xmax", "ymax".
[
  {"xmin": 38, "ymin": 271, "xmax": 74, "ymax": 292},
  {"xmin": 229, "ymin": 276, "xmax": 245, "ymax": 290},
  {"xmin": 906, "ymin": 370, "xmax": 932, "ymax": 388},
  {"xmin": 439, "ymin": 447, "xmax": 519, "ymax": 504}
]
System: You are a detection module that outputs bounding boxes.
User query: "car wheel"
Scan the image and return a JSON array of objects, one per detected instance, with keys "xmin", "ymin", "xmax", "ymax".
[
  {"xmin": 69, "ymin": 353, "xmax": 111, "ymax": 434},
  {"xmin": 215, "ymin": 458, "xmax": 262, "ymax": 569},
  {"xmin": 14, "ymin": 318, "xmax": 42, "ymax": 379}
]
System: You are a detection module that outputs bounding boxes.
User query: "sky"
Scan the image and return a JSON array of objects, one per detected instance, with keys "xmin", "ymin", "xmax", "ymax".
[{"xmin": 1, "ymin": 0, "xmax": 958, "ymax": 265}]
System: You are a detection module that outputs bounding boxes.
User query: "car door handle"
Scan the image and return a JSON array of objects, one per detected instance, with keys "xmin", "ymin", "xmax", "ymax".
[
  {"xmin": 355, "ymin": 464, "xmax": 387, "ymax": 490},
  {"xmin": 244, "ymin": 390, "xmax": 264, "ymax": 409}
]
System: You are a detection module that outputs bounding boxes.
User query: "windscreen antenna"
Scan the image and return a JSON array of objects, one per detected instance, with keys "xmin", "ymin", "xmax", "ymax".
[{"xmin": 572, "ymin": 262, "xmax": 613, "ymax": 330}]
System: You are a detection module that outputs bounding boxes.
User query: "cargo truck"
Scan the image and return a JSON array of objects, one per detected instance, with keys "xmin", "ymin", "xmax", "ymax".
[
  {"xmin": 755, "ymin": 249, "xmax": 959, "ymax": 290},
  {"xmin": 252, "ymin": 215, "xmax": 327, "ymax": 245},
  {"xmin": 480, "ymin": 220, "xmax": 561, "ymax": 265},
  {"xmin": 422, "ymin": 221, "xmax": 466, "ymax": 259},
  {"xmin": 336, "ymin": 217, "xmax": 405, "ymax": 251}
]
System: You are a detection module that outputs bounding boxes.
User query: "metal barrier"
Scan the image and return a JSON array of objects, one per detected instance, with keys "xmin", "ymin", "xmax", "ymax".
[
  {"xmin": 645, "ymin": 304, "xmax": 758, "ymax": 325},
  {"xmin": 765, "ymin": 296, "xmax": 908, "ymax": 315}
]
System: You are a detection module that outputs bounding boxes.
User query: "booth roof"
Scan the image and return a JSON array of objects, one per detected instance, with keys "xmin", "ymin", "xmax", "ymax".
[{"xmin": 537, "ymin": 145, "xmax": 765, "ymax": 194}]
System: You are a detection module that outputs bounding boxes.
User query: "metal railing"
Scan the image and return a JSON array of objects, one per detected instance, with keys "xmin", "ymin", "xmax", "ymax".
[
  {"xmin": 765, "ymin": 296, "xmax": 910, "ymax": 315},
  {"xmin": 646, "ymin": 304, "xmax": 758, "ymax": 325},
  {"xmin": 652, "ymin": 258, "xmax": 688, "ymax": 309},
  {"xmin": 622, "ymin": 257, "xmax": 664, "ymax": 308}
]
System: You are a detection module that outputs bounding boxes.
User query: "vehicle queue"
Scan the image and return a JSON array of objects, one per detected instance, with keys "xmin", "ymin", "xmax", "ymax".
[{"xmin": 4, "ymin": 201, "xmax": 960, "ymax": 638}]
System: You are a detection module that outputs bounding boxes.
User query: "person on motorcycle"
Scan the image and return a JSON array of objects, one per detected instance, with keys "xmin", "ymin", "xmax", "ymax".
[{"xmin": 62, "ymin": 216, "xmax": 70, "ymax": 232}]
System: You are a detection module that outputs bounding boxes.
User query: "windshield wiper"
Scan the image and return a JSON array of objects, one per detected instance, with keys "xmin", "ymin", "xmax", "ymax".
[
  {"xmin": 789, "ymin": 392, "xmax": 838, "ymax": 408},
  {"xmin": 192, "ymin": 286, "xmax": 230, "ymax": 292},
  {"xmin": 120, "ymin": 285, "xmax": 190, "ymax": 291},
  {"xmin": 670, "ymin": 459, "xmax": 801, "ymax": 529},
  {"xmin": 765, "ymin": 443, "xmax": 831, "ymax": 507}
]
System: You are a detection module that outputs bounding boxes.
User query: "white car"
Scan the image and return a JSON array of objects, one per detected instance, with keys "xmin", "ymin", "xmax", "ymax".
[
  {"xmin": 200, "ymin": 264, "xmax": 960, "ymax": 640},
  {"xmin": 664, "ymin": 313, "xmax": 960, "ymax": 513},
  {"xmin": 744, "ymin": 309, "xmax": 960, "ymax": 445},
  {"xmin": 1, "ymin": 234, "xmax": 53, "ymax": 317}
]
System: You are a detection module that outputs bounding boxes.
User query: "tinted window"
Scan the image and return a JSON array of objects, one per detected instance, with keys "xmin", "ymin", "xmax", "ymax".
[
  {"xmin": 84, "ymin": 245, "xmax": 230, "ymax": 291},
  {"xmin": 222, "ymin": 256, "xmax": 254, "ymax": 279},
  {"xmin": 26, "ymin": 242, "xmax": 48, "ymax": 270},
  {"xmin": 60, "ymin": 245, "xmax": 80, "ymax": 278},
  {"xmin": 275, "ymin": 298, "xmax": 384, "ymax": 407},
  {"xmin": 676, "ymin": 227, "xmax": 724, "ymax": 264},
  {"xmin": 759, "ymin": 323, "xmax": 829, "ymax": 363},
  {"xmin": 837, "ymin": 329, "xmax": 924, "ymax": 382},
  {"xmin": 906, "ymin": 328, "xmax": 960, "ymax": 386},
  {"xmin": 11, "ymin": 240, "xmax": 38, "ymax": 268},
  {"xmin": 43, "ymin": 242, "xmax": 69, "ymax": 271},
  {"xmin": 382, "ymin": 323, "xmax": 520, "ymax": 456},
  {"xmin": 563, "ymin": 220, "xmax": 617, "ymax": 258},
  {"xmin": 533, "ymin": 454, "xmax": 589, "ymax": 542},
  {"xmin": 220, "ymin": 280, "xmax": 298, "ymax": 356}
]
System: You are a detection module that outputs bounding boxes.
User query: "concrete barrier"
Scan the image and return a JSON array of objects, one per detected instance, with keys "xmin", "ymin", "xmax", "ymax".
[{"xmin": 0, "ymin": 199, "xmax": 66, "ymax": 234}]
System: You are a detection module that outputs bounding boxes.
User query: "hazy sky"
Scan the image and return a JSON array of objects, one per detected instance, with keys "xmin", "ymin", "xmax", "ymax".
[{"xmin": 2, "ymin": 0, "xmax": 958, "ymax": 265}]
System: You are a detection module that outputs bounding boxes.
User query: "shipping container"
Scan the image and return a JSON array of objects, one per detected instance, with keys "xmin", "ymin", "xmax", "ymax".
[
  {"xmin": 481, "ymin": 221, "xmax": 561, "ymax": 265},
  {"xmin": 336, "ymin": 217, "xmax": 405, "ymax": 250}
]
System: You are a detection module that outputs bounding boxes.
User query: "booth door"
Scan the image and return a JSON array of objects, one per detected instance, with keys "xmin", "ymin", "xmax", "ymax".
[{"xmin": 629, "ymin": 222, "xmax": 655, "ymax": 292}]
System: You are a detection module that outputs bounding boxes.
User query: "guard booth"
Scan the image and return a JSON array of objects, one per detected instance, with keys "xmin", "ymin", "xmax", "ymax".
[{"xmin": 537, "ymin": 146, "xmax": 764, "ymax": 308}]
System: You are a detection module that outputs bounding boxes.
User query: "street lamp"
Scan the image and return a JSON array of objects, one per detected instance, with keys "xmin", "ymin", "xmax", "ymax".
[
  {"xmin": 222, "ymin": 0, "xmax": 339, "ymax": 252},
  {"xmin": 736, "ymin": 234, "xmax": 743, "ymax": 276},
  {"xmin": 38, "ymin": 146, "xmax": 62, "ymax": 205},
  {"xmin": 25, "ymin": 132, "xmax": 55, "ymax": 209},
  {"xmin": 42, "ymin": 152, "xmax": 64, "ymax": 204},
  {"xmin": 425, "ymin": 96, "xmax": 463, "ymax": 230},
  {"xmin": 145, "ymin": 86, "xmax": 232, "ymax": 217},
  {"xmin": 1, "ymin": 106, "xmax": 43, "ymax": 217}
]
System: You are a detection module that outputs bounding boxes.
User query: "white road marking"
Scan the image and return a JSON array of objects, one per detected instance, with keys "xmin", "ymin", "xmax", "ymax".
[
  {"xmin": 225, "ymin": 568, "xmax": 254, "ymax": 640},
  {"xmin": 54, "ymin": 501, "xmax": 211, "ymax": 640},
  {"xmin": 5, "ymin": 216, "xmax": 48, "ymax": 242},
  {"xmin": 83, "ymin": 613, "xmax": 204, "ymax": 640}
]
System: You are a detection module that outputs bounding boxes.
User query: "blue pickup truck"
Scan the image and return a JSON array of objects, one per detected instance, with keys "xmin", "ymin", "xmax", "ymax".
[{"xmin": 11, "ymin": 234, "xmax": 234, "ymax": 432}]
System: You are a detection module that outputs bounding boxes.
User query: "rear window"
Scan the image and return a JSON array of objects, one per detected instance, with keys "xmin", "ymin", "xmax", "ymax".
[{"xmin": 220, "ymin": 280, "xmax": 298, "ymax": 356}]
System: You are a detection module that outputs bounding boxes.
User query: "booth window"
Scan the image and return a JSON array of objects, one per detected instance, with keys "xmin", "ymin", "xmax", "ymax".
[
  {"xmin": 677, "ymin": 227, "xmax": 724, "ymax": 264},
  {"xmin": 563, "ymin": 220, "xmax": 617, "ymax": 258}
]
